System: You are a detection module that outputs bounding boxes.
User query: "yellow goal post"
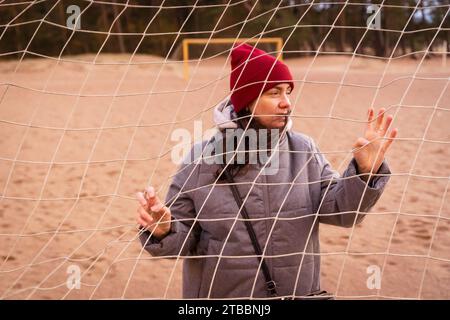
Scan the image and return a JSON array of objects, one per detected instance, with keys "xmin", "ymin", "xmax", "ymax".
[{"xmin": 182, "ymin": 37, "xmax": 284, "ymax": 80}]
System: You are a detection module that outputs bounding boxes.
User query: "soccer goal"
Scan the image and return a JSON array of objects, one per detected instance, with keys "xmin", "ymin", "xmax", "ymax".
[
  {"xmin": 0, "ymin": 0, "xmax": 449, "ymax": 301},
  {"xmin": 181, "ymin": 37, "xmax": 283, "ymax": 79}
]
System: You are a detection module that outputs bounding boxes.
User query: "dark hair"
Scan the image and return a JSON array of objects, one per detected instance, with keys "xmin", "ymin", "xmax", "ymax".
[{"xmin": 214, "ymin": 106, "xmax": 282, "ymax": 180}]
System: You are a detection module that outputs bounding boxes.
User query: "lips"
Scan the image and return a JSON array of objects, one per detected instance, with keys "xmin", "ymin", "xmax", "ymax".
[
  {"xmin": 276, "ymin": 115, "xmax": 287, "ymax": 122},
  {"xmin": 276, "ymin": 111, "xmax": 291, "ymax": 116}
]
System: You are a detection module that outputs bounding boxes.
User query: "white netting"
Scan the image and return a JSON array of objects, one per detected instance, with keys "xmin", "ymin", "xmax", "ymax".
[{"xmin": 0, "ymin": 0, "xmax": 449, "ymax": 299}]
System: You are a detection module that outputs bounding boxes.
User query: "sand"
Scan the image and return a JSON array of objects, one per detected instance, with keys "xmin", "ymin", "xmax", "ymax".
[{"xmin": 0, "ymin": 52, "xmax": 449, "ymax": 299}]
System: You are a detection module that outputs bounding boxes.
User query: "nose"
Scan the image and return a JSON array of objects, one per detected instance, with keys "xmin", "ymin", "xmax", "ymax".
[{"xmin": 279, "ymin": 93, "xmax": 291, "ymax": 110}]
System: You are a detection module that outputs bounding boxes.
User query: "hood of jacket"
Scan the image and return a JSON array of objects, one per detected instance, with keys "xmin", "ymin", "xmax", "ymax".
[{"xmin": 212, "ymin": 95, "xmax": 292, "ymax": 136}]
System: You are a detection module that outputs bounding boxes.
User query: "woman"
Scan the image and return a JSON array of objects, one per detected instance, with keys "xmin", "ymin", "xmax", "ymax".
[{"xmin": 136, "ymin": 43, "xmax": 398, "ymax": 299}]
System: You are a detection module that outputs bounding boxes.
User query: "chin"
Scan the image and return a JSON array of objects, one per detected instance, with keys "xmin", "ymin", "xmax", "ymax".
[{"xmin": 271, "ymin": 119, "xmax": 286, "ymax": 129}]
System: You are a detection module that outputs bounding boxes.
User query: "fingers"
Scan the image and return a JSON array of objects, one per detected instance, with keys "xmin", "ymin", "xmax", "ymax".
[
  {"xmin": 137, "ymin": 216, "xmax": 149, "ymax": 229},
  {"xmin": 136, "ymin": 191, "xmax": 148, "ymax": 209},
  {"xmin": 375, "ymin": 108, "xmax": 385, "ymax": 132},
  {"xmin": 382, "ymin": 128, "xmax": 398, "ymax": 152},
  {"xmin": 136, "ymin": 186, "xmax": 159, "ymax": 208},
  {"xmin": 144, "ymin": 186, "xmax": 155, "ymax": 201},
  {"xmin": 145, "ymin": 186, "xmax": 160, "ymax": 209},
  {"xmin": 150, "ymin": 201, "xmax": 166, "ymax": 215},
  {"xmin": 367, "ymin": 108, "xmax": 374, "ymax": 130},
  {"xmin": 380, "ymin": 114, "xmax": 393, "ymax": 137},
  {"xmin": 368, "ymin": 108, "xmax": 394, "ymax": 137},
  {"xmin": 137, "ymin": 206, "xmax": 153, "ymax": 227},
  {"xmin": 136, "ymin": 186, "xmax": 171, "ymax": 237},
  {"xmin": 136, "ymin": 186, "xmax": 167, "ymax": 216}
]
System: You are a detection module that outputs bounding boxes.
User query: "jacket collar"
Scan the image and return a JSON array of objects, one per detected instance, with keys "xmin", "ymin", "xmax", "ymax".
[{"xmin": 213, "ymin": 95, "xmax": 292, "ymax": 145}]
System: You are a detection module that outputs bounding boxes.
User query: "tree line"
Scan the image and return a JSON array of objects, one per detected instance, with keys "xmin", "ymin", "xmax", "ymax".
[{"xmin": 1, "ymin": 0, "xmax": 448, "ymax": 60}]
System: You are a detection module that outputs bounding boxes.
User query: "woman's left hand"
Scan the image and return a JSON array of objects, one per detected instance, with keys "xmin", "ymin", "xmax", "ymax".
[{"xmin": 352, "ymin": 108, "xmax": 398, "ymax": 176}]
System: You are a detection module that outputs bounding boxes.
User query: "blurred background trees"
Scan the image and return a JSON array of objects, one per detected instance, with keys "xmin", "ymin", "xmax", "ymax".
[{"xmin": 0, "ymin": 0, "xmax": 448, "ymax": 60}]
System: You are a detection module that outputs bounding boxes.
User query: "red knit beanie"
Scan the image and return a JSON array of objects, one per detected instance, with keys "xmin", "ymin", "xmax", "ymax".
[{"xmin": 230, "ymin": 43, "xmax": 294, "ymax": 113}]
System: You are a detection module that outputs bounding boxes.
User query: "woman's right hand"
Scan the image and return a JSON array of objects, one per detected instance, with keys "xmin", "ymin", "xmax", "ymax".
[{"xmin": 136, "ymin": 186, "xmax": 171, "ymax": 239}]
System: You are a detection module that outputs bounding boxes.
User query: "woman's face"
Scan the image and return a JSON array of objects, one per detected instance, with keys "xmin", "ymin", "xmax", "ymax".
[{"xmin": 248, "ymin": 83, "xmax": 292, "ymax": 129}]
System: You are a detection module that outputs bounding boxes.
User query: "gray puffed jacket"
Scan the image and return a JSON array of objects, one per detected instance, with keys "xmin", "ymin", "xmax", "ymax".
[{"xmin": 140, "ymin": 98, "xmax": 391, "ymax": 299}]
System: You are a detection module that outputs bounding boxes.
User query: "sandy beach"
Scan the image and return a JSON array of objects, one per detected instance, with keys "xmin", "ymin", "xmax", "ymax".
[{"xmin": 0, "ymin": 53, "xmax": 449, "ymax": 299}]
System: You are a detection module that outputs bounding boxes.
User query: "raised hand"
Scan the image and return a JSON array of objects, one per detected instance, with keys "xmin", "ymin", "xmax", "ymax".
[{"xmin": 352, "ymin": 108, "xmax": 398, "ymax": 176}]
